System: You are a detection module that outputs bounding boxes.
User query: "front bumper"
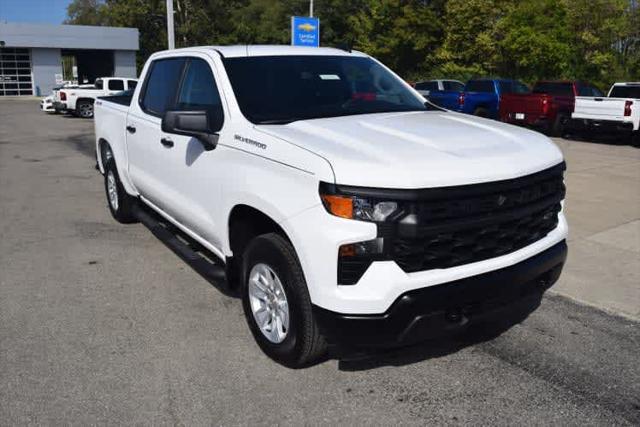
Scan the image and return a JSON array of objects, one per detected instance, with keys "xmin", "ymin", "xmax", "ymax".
[{"xmin": 314, "ymin": 240, "xmax": 567, "ymax": 348}]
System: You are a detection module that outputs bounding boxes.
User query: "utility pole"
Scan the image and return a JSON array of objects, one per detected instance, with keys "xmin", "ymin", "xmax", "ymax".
[
  {"xmin": 166, "ymin": 0, "xmax": 175, "ymax": 50},
  {"xmin": 309, "ymin": 0, "xmax": 313, "ymax": 17}
]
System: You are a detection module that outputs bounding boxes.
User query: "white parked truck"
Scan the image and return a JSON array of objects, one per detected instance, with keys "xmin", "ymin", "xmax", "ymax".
[
  {"xmin": 94, "ymin": 46, "xmax": 568, "ymax": 367},
  {"xmin": 55, "ymin": 77, "xmax": 138, "ymax": 118},
  {"xmin": 571, "ymin": 82, "xmax": 640, "ymax": 144}
]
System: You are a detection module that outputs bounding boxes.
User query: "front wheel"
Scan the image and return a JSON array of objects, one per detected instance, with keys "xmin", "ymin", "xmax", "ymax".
[{"xmin": 241, "ymin": 233, "xmax": 326, "ymax": 368}]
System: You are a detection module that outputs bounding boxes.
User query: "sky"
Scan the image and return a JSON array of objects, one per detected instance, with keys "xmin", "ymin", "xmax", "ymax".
[{"xmin": 0, "ymin": 0, "xmax": 73, "ymax": 25}]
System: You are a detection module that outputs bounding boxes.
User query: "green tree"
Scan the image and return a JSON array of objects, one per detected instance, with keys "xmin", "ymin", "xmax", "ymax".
[
  {"xmin": 494, "ymin": 0, "xmax": 571, "ymax": 82},
  {"xmin": 349, "ymin": 0, "xmax": 444, "ymax": 78},
  {"xmin": 563, "ymin": 0, "xmax": 632, "ymax": 87},
  {"xmin": 65, "ymin": 0, "xmax": 106, "ymax": 25},
  {"xmin": 434, "ymin": 0, "xmax": 512, "ymax": 80}
]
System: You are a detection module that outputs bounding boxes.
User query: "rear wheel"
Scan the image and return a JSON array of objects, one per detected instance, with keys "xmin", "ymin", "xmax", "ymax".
[
  {"xmin": 77, "ymin": 100, "xmax": 94, "ymax": 118},
  {"xmin": 104, "ymin": 158, "xmax": 137, "ymax": 223},
  {"xmin": 550, "ymin": 114, "xmax": 568, "ymax": 137},
  {"xmin": 241, "ymin": 233, "xmax": 327, "ymax": 368},
  {"xmin": 473, "ymin": 107, "xmax": 490, "ymax": 118}
]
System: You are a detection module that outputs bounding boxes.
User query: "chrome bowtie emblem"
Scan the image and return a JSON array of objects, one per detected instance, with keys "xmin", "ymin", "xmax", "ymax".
[{"xmin": 497, "ymin": 195, "xmax": 507, "ymax": 206}]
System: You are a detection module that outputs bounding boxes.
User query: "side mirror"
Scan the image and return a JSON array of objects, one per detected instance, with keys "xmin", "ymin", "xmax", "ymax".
[{"xmin": 161, "ymin": 109, "xmax": 223, "ymax": 151}]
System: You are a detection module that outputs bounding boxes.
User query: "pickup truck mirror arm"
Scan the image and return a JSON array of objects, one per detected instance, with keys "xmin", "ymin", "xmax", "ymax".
[{"xmin": 197, "ymin": 133, "xmax": 219, "ymax": 151}]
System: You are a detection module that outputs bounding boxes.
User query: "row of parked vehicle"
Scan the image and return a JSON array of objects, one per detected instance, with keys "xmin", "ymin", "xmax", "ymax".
[
  {"xmin": 414, "ymin": 78, "xmax": 640, "ymax": 144},
  {"xmin": 40, "ymin": 77, "xmax": 138, "ymax": 118}
]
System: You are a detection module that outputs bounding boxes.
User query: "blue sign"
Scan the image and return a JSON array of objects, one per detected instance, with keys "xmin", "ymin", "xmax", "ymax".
[{"xmin": 291, "ymin": 16, "xmax": 320, "ymax": 47}]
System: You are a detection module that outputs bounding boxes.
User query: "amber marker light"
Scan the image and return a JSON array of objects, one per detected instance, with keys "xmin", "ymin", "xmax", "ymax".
[{"xmin": 320, "ymin": 194, "xmax": 353, "ymax": 219}]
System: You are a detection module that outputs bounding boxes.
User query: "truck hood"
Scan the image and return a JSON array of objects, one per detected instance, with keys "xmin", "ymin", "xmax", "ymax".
[{"xmin": 257, "ymin": 111, "xmax": 564, "ymax": 188}]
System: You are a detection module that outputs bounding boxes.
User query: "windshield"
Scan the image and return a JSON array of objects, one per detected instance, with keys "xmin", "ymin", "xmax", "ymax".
[{"xmin": 223, "ymin": 55, "xmax": 432, "ymax": 124}]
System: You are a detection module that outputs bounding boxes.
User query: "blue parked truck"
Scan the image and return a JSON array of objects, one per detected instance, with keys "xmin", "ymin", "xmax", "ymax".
[{"xmin": 428, "ymin": 78, "xmax": 530, "ymax": 119}]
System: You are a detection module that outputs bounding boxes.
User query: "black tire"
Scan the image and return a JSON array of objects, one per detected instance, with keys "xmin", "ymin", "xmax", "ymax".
[
  {"xmin": 473, "ymin": 107, "xmax": 490, "ymax": 118},
  {"xmin": 76, "ymin": 100, "xmax": 94, "ymax": 118},
  {"xmin": 550, "ymin": 113, "xmax": 568, "ymax": 137},
  {"xmin": 630, "ymin": 132, "xmax": 640, "ymax": 147},
  {"xmin": 241, "ymin": 233, "xmax": 326, "ymax": 368},
  {"xmin": 104, "ymin": 158, "xmax": 137, "ymax": 224}
]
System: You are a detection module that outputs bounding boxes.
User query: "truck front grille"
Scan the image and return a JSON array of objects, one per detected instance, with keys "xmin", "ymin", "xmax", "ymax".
[{"xmin": 337, "ymin": 163, "xmax": 565, "ymax": 284}]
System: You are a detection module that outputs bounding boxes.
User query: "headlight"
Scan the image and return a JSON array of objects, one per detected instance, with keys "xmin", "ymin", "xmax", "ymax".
[{"xmin": 320, "ymin": 193, "xmax": 398, "ymax": 222}]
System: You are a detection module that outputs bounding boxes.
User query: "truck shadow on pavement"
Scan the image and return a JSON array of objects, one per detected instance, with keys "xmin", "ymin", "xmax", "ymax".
[
  {"xmin": 336, "ymin": 296, "xmax": 541, "ymax": 371},
  {"xmin": 563, "ymin": 132, "xmax": 639, "ymax": 147}
]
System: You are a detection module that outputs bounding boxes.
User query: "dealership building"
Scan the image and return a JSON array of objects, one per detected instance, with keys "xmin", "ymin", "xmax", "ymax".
[{"xmin": 0, "ymin": 22, "xmax": 139, "ymax": 97}]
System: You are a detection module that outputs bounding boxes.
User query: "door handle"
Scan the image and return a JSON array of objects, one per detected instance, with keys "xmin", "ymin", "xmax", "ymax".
[
  {"xmin": 126, "ymin": 125, "xmax": 136, "ymax": 133},
  {"xmin": 160, "ymin": 137, "xmax": 174, "ymax": 148}
]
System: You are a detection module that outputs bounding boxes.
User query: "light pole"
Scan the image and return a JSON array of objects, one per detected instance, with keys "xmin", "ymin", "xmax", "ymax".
[
  {"xmin": 309, "ymin": 0, "xmax": 313, "ymax": 17},
  {"xmin": 166, "ymin": 0, "xmax": 175, "ymax": 50}
]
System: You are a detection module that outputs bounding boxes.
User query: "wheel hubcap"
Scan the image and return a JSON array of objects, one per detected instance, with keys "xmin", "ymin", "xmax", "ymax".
[
  {"xmin": 248, "ymin": 263, "xmax": 289, "ymax": 344},
  {"xmin": 107, "ymin": 171, "xmax": 119, "ymax": 211},
  {"xmin": 80, "ymin": 104, "xmax": 93, "ymax": 117}
]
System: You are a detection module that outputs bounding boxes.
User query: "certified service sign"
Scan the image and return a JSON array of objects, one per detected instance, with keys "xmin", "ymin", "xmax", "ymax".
[{"xmin": 291, "ymin": 16, "xmax": 320, "ymax": 47}]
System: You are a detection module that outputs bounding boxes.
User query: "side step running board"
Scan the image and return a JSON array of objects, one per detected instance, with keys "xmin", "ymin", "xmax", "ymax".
[{"xmin": 132, "ymin": 204, "xmax": 227, "ymax": 284}]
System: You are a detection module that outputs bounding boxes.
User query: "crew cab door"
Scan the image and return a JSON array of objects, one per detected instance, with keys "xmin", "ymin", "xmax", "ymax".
[
  {"xmin": 126, "ymin": 55, "xmax": 227, "ymax": 250},
  {"xmin": 126, "ymin": 57, "xmax": 187, "ymax": 217},
  {"xmin": 152, "ymin": 56, "xmax": 228, "ymax": 248}
]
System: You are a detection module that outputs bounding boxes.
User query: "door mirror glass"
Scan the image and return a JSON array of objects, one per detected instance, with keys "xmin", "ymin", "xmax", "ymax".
[{"xmin": 161, "ymin": 110, "xmax": 222, "ymax": 150}]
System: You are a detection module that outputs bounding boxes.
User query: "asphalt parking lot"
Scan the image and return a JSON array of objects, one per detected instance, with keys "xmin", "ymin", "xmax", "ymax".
[{"xmin": 1, "ymin": 99, "xmax": 639, "ymax": 424}]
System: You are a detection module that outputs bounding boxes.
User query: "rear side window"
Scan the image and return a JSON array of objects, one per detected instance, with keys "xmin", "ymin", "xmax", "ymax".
[
  {"xmin": 500, "ymin": 81, "xmax": 529, "ymax": 94},
  {"xmin": 577, "ymin": 85, "xmax": 603, "ymax": 97},
  {"xmin": 94, "ymin": 79, "xmax": 103, "ymax": 90},
  {"xmin": 609, "ymin": 85, "xmax": 640, "ymax": 99},
  {"xmin": 465, "ymin": 80, "xmax": 495, "ymax": 93},
  {"xmin": 127, "ymin": 80, "xmax": 138, "ymax": 90},
  {"xmin": 108, "ymin": 79, "xmax": 124, "ymax": 91},
  {"xmin": 443, "ymin": 81, "xmax": 464, "ymax": 92},
  {"xmin": 415, "ymin": 81, "xmax": 439, "ymax": 91},
  {"xmin": 140, "ymin": 58, "xmax": 186, "ymax": 116}
]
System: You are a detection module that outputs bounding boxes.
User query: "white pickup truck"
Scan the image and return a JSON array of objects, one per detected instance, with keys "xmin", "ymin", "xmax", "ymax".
[
  {"xmin": 572, "ymin": 82, "xmax": 640, "ymax": 144},
  {"xmin": 94, "ymin": 46, "xmax": 568, "ymax": 367},
  {"xmin": 55, "ymin": 77, "xmax": 138, "ymax": 118}
]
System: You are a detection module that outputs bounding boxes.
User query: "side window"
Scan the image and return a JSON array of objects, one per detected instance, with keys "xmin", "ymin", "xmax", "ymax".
[
  {"xmin": 443, "ymin": 81, "xmax": 464, "ymax": 92},
  {"xmin": 578, "ymin": 85, "xmax": 603, "ymax": 97},
  {"xmin": 466, "ymin": 80, "xmax": 494, "ymax": 93},
  {"xmin": 140, "ymin": 58, "xmax": 186, "ymax": 116},
  {"xmin": 108, "ymin": 79, "xmax": 125, "ymax": 91},
  {"xmin": 94, "ymin": 79, "xmax": 103, "ymax": 90},
  {"xmin": 416, "ymin": 81, "xmax": 438, "ymax": 91},
  {"xmin": 176, "ymin": 58, "xmax": 224, "ymax": 121},
  {"xmin": 127, "ymin": 80, "xmax": 138, "ymax": 90}
]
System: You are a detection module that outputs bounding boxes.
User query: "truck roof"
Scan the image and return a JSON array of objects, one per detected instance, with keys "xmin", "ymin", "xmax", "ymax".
[{"xmin": 152, "ymin": 45, "xmax": 368, "ymax": 59}]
